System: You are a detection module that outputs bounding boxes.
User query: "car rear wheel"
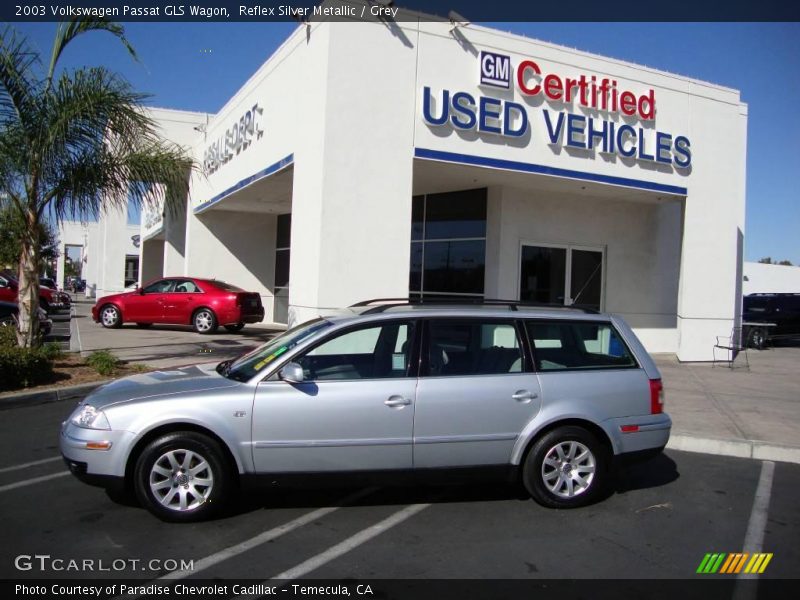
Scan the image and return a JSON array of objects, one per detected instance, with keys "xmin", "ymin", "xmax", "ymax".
[
  {"xmin": 523, "ymin": 426, "xmax": 608, "ymax": 508},
  {"xmin": 224, "ymin": 322, "xmax": 245, "ymax": 332},
  {"xmin": 192, "ymin": 308, "xmax": 218, "ymax": 334},
  {"xmin": 133, "ymin": 432, "xmax": 230, "ymax": 522},
  {"xmin": 100, "ymin": 305, "xmax": 122, "ymax": 328},
  {"xmin": 39, "ymin": 299, "xmax": 50, "ymax": 314}
]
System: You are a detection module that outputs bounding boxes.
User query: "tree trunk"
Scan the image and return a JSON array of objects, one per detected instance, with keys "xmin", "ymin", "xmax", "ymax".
[{"xmin": 16, "ymin": 209, "xmax": 41, "ymax": 348}]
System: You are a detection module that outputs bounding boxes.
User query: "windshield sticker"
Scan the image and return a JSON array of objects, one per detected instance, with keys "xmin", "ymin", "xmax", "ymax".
[{"xmin": 252, "ymin": 346, "xmax": 289, "ymax": 372}]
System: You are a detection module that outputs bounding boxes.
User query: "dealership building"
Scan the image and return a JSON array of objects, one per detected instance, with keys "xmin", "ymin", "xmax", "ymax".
[{"xmin": 139, "ymin": 5, "xmax": 748, "ymax": 361}]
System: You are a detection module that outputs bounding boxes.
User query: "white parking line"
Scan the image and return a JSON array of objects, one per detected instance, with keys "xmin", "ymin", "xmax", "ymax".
[
  {"xmin": 0, "ymin": 456, "xmax": 62, "ymax": 474},
  {"xmin": 268, "ymin": 502, "xmax": 430, "ymax": 582},
  {"xmin": 0, "ymin": 471, "xmax": 70, "ymax": 493},
  {"xmin": 732, "ymin": 460, "xmax": 775, "ymax": 600},
  {"xmin": 157, "ymin": 487, "xmax": 376, "ymax": 582}
]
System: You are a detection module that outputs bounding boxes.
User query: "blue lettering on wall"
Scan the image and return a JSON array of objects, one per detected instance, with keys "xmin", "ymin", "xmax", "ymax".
[
  {"xmin": 451, "ymin": 92, "xmax": 477, "ymax": 130},
  {"xmin": 479, "ymin": 96, "xmax": 503, "ymax": 134},
  {"xmin": 543, "ymin": 110, "xmax": 565, "ymax": 145}
]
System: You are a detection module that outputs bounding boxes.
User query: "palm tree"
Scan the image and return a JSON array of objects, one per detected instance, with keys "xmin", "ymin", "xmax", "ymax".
[{"xmin": 0, "ymin": 20, "xmax": 194, "ymax": 347}]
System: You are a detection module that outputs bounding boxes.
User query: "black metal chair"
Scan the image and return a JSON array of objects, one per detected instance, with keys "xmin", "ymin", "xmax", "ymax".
[{"xmin": 712, "ymin": 326, "xmax": 749, "ymax": 369}]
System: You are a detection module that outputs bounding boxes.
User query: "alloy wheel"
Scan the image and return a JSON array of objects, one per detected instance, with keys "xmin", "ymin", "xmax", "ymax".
[
  {"xmin": 148, "ymin": 448, "xmax": 214, "ymax": 512},
  {"xmin": 101, "ymin": 306, "xmax": 118, "ymax": 327},
  {"xmin": 540, "ymin": 440, "xmax": 596, "ymax": 499},
  {"xmin": 195, "ymin": 311, "xmax": 214, "ymax": 332}
]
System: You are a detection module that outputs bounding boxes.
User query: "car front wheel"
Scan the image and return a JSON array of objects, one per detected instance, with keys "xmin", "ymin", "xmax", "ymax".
[
  {"xmin": 193, "ymin": 308, "xmax": 218, "ymax": 334},
  {"xmin": 133, "ymin": 432, "xmax": 230, "ymax": 522},
  {"xmin": 100, "ymin": 305, "xmax": 122, "ymax": 328},
  {"xmin": 523, "ymin": 426, "xmax": 608, "ymax": 508}
]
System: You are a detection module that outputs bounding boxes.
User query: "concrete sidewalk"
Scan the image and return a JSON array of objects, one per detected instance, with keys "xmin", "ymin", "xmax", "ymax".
[{"xmin": 654, "ymin": 346, "xmax": 800, "ymax": 463}]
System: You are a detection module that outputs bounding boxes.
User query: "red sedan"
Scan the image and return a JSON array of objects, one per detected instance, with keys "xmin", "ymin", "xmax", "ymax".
[
  {"xmin": 0, "ymin": 270, "xmax": 69, "ymax": 313},
  {"xmin": 92, "ymin": 277, "xmax": 265, "ymax": 334}
]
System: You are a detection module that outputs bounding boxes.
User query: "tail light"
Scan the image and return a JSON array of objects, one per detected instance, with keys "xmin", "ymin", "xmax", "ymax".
[{"xmin": 649, "ymin": 378, "xmax": 664, "ymax": 414}]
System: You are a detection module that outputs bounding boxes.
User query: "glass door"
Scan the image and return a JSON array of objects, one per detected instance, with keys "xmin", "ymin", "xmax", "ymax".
[
  {"xmin": 569, "ymin": 248, "xmax": 603, "ymax": 310},
  {"xmin": 519, "ymin": 245, "xmax": 566, "ymax": 304},
  {"xmin": 519, "ymin": 244, "xmax": 604, "ymax": 310}
]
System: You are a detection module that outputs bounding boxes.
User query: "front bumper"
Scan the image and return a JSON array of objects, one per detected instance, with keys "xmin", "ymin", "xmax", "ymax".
[{"xmin": 59, "ymin": 421, "xmax": 135, "ymax": 480}]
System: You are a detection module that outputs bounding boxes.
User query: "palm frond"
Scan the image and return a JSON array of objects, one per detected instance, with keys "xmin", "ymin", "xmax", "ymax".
[
  {"xmin": 0, "ymin": 25, "xmax": 42, "ymax": 135},
  {"xmin": 48, "ymin": 19, "xmax": 137, "ymax": 84}
]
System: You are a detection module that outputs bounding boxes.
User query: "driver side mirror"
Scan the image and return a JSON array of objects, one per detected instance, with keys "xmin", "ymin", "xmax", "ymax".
[
  {"xmin": 279, "ymin": 362, "xmax": 305, "ymax": 383},
  {"xmin": 138, "ymin": 286, "xmax": 145, "ymax": 295}
]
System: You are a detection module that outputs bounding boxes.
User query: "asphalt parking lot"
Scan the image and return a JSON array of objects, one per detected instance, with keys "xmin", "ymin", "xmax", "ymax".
[{"xmin": 1, "ymin": 396, "xmax": 797, "ymax": 590}]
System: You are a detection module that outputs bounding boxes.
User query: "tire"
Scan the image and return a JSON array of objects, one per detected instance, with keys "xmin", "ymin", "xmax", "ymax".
[
  {"xmin": 39, "ymin": 299, "xmax": 50, "ymax": 314},
  {"xmin": 0, "ymin": 315, "xmax": 16, "ymax": 327},
  {"xmin": 136, "ymin": 323, "xmax": 153, "ymax": 328},
  {"xmin": 522, "ymin": 426, "xmax": 608, "ymax": 508},
  {"xmin": 133, "ymin": 431, "xmax": 230, "ymax": 522},
  {"xmin": 99, "ymin": 304, "xmax": 122, "ymax": 328},
  {"xmin": 192, "ymin": 308, "xmax": 218, "ymax": 334},
  {"xmin": 224, "ymin": 322, "xmax": 245, "ymax": 333},
  {"xmin": 748, "ymin": 327, "xmax": 766, "ymax": 350}
]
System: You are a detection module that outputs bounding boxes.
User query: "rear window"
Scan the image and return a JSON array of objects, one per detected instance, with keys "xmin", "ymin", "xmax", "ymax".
[
  {"xmin": 526, "ymin": 320, "xmax": 637, "ymax": 372},
  {"xmin": 207, "ymin": 280, "xmax": 244, "ymax": 292}
]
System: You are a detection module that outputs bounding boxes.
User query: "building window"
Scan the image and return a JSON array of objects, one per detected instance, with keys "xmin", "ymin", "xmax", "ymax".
[
  {"xmin": 124, "ymin": 255, "xmax": 139, "ymax": 287},
  {"xmin": 275, "ymin": 214, "xmax": 291, "ymax": 290},
  {"xmin": 409, "ymin": 188, "xmax": 487, "ymax": 300}
]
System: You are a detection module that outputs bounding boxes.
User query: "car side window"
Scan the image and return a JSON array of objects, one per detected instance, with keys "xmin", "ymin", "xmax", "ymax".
[
  {"xmin": 143, "ymin": 279, "xmax": 175, "ymax": 294},
  {"xmin": 174, "ymin": 280, "xmax": 200, "ymax": 293},
  {"xmin": 296, "ymin": 321, "xmax": 416, "ymax": 381},
  {"xmin": 425, "ymin": 320, "xmax": 524, "ymax": 377},
  {"xmin": 526, "ymin": 320, "xmax": 637, "ymax": 371}
]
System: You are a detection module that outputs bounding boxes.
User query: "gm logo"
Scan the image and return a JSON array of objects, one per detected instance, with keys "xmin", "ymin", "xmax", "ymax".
[{"xmin": 480, "ymin": 51, "xmax": 511, "ymax": 89}]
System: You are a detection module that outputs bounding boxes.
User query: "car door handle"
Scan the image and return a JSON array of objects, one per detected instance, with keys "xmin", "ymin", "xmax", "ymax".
[
  {"xmin": 512, "ymin": 390, "xmax": 538, "ymax": 402},
  {"xmin": 384, "ymin": 396, "xmax": 412, "ymax": 408}
]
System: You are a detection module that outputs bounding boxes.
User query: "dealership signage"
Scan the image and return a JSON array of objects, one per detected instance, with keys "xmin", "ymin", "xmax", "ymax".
[
  {"xmin": 422, "ymin": 51, "xmax": 692, "ymax": 168},
  {"xmin": 203, "ymin": 103, "xmax": 264, "ymax": 175}
]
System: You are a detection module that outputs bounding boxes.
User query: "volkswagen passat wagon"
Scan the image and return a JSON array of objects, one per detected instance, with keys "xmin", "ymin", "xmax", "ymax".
[{"xmin": 61, "ymin": 300, "xmax": 671, "ymax": 521}]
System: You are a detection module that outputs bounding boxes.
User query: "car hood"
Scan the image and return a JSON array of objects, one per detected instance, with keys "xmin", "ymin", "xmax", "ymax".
[
  {"xmin": 96, "ymin": 291, "xmax": 134, "ymax": 304},
  {"xmin": 84, "ymin": 362, "xmax": 240, "ymax": 409}
]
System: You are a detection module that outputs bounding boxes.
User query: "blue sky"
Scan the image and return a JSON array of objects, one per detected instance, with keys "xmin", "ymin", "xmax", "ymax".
[{"xmin": 15, "ymin": 21, "xmax": 800, "ymax": 264}]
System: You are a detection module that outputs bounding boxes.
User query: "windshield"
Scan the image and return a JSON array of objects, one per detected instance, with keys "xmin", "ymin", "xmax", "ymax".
[{"xmin": 221, "ymin": 318, "xmax": 332, "ymax": 382}]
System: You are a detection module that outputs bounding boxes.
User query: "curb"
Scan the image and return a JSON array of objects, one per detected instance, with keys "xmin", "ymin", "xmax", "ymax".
[
  {"xmin": 0, "ymin": 381, "xmax": 109, "ymax": 411},
  {"xmin": 667, "ymin": 434, "xmax": 800, "ymax": 465}
]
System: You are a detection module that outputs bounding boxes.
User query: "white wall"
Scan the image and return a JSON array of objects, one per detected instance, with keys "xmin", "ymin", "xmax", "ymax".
[
  {"xmin": 485, "ymin": 186, "xmax": 682, "ymax": 353},
  {"xmin": 743, "ymin": 262, "xmax": 800, "ymax": 294},
  {"xmin": 288, "ymin": 20, "xmax": 418, "ymax": 325}
]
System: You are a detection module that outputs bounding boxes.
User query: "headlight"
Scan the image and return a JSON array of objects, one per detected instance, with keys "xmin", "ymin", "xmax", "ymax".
[{"xmin": 71, "ymin": 404, "xmax": 111, "ymax": 430}]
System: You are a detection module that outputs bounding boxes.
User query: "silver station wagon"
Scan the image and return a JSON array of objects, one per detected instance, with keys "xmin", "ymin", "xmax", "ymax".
[{"xmin": 61, "ymin": 300, "xmax": 671, "ymax": 521}]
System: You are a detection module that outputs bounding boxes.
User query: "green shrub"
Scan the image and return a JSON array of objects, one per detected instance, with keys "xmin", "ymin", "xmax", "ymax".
[
  {"xmin": 0, "ymin": 346, "xmax": 52, "ymax": 391},
  {"xmin": 0, "ymin": 325, "xmax": 18, "ymax": 349},
  {"xmin": 86, "ymin": 350, "xmax": 120, "ymax": 376},
  {"xmin": 42, "ymin": 342, "xmax": 64, "ymax": 360}
]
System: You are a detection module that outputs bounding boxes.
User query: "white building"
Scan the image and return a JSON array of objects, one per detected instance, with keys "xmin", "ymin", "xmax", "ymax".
[
  {"xmin": 743, "ymin": 262, "xmax": 800, "ymax": 295},
  {"xmin": 56, "ymin": 218, "xmax": 140, "ymax": 299},
  {"xmin": 139, "ymin": 7, "xmax": 749, "ymax": 361}
]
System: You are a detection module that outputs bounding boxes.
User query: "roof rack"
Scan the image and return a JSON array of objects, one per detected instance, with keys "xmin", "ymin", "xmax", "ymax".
[{"xmin": 349, "ymin": 298, "xmax": 600, "ymax": 315}]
